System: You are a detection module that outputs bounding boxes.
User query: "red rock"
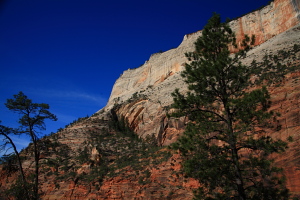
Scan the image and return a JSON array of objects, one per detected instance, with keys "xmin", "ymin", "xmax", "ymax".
[{"xmin": 1, "ymin": 0, "xmax": 300, "ymax": 199}]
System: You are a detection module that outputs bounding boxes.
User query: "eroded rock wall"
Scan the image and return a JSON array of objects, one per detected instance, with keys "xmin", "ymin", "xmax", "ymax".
[
  {"xmin": 230, "ymin": 0, "xmax": 300, "ymax": 47},
  {"xmin": 105, "ymin": 0, "xmax": 300, "ymax": 112},
  {"xmin": 94, "ymin": 1, "xmax": 300, "ymax": 195},
  {"xmin": 2, "ymin": 1, "xmax": 299, "ymax": 199},
  {"xmin": 100, "ymin": 0, "xmax": 300, "ymax": 148}
]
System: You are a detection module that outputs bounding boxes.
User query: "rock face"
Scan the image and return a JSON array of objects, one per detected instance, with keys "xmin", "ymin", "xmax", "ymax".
[
  {"xmin": 230, "ymin": 0, "xmax": 300, "ymax": 47},
  {"xmin": 94, "ymin": 0, "xmax": 300, "ymax": 196},
  {"xmin": 102, "ymin": 0, "xmax": 300, "ymax": 146},
  {"xmin": 106, "ymin": 0, "xmax": 300, "ymax": 110},
  {"xmin": 1, "ymin": 0, "xmax": 300, "ymax": 199}
]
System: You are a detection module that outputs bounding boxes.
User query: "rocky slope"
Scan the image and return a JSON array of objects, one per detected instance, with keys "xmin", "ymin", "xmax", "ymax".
[{"xmin": 1, "ymin": 0, "xmax": 300, "ymax": 199}]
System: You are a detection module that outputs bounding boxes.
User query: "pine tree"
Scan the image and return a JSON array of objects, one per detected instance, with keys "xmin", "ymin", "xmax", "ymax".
[
  {"xmin": 170, "ymin": 13, "xmax": 297, "ymax": 200},
  {"xmin": 4, "ymin": 91, "xmax": 57, "ymax": 199}
]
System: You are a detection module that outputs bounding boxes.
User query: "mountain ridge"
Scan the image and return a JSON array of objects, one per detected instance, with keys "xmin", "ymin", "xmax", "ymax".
[
  {"xmin": 99, "ymin": 0, "xmax": 300, "ymax": 144},
  {"xmin": 104, "ymin": 0, "xmax": 300, "ymax": 111},
  {"xmin": 1, "ymin": 0, "xmax": 300, "ymax": 199}
]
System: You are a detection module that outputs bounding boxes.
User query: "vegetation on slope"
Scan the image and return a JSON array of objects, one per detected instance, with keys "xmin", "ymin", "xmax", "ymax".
[{"xmin": 170, "ymin": 13, "xmax": 300, "ymax": 200}]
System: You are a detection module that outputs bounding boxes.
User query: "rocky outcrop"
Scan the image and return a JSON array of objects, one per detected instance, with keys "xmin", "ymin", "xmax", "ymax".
[
  {"xmin": 1, "ymin": 0, "xmax": 300, "ymax": 199},
  {"xmin": 101, "ymin": 0, "xmax": 300, "ymax": 147},
  {"xmin": 230, "ymin": 0, "xmax": 300, "ymax": 47},
  {"xmin": 94, "ymin": 0, "xmax": 300, "ymax": 196},
  {"xmin": 106, "ymin": 23, "xmax": 300, "ymax": 196},
  {"xmin": 105, "ymin": 0, "xmax": 300, "ymax": 112},
  {"xmin": 113, "ymin": 99, "xmax": 187, "ymax": 145}
]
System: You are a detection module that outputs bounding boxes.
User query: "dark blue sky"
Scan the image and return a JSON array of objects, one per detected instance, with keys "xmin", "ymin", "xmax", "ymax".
[{"xmin": 0, "ymin": 0, "xmax": 270, "ymax": 152}]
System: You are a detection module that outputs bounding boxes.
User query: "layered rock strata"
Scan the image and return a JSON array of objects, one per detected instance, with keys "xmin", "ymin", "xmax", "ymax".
[
  {"xmin": 100, "ymin": 0, "xmax": 300, "ymax": 147},
  {"xmin": 106, "ymin": 0, "xmax": 300, "ymax": 112},
  {"xmin": 1, "ymin": 0, "xmax": 300, "ymax": 199}
]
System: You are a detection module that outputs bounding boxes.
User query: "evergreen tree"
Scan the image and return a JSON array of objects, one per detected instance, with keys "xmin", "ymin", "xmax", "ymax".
[
  {"xmin": 0, "ymin": 123, "xmax": 30, "ymax": 199},
  {"xmin": 170, "ymin": 13, "xmax": 297, "ymax": 200},
  {"xmin": 4, "ymin": 91, "xmax": 57, "ymax": 199}
]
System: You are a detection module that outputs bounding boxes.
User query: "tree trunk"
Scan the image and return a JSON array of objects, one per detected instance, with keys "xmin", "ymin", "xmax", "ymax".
[
  {"xmin": 225, "ymin": 106, "xmax": 247, "ymax": 200},
  {"xmin": 29, "ymin": 127, "xmax": 39, "ymax": 200},
  {"xmin": 2, "ymin": 133, "xmax": 30, "ymax": 200}
]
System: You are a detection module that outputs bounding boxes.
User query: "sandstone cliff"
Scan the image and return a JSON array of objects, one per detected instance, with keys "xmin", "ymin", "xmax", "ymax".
[
  {"xmin": 1, "ymin": 0, "xmax": 300, "ymax": 199},
  {"xmin": 106, "ymin": 0, "xmax": 300, "ymax": 110},
  {"xmin": 101, "ymin": 0, "xmax": 300, "ymax": 145}
]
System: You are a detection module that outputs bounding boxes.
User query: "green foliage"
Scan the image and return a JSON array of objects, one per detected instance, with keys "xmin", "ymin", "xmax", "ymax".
[
  {"xmin": 145, "ymin": 133, "xmax": 158, "ymax": 146},
  {"xmin": 109, "ymin": 112, "xmax": 139, "ymax": 140},
  {"xmin": 3, "ymin": 175, "xmax": 36, "ymax": 200},
  {"xmin": 0, "ymin": 122, "xmax": 31, "ymax": 199},
  {"xmin": 64, "ymin": 115, "xmax": 89, "ymax": 128},
  {"xmin": 1, "ymin": 91, "xmax": 57, "ymax": 200},
  {"xmin": 138, "ymin": 169, "xmax": 152, "ymax": 185},
  {"xmin": 41, "ymin": 138, "xmax": 71, "ymax": 177},
  {"xmin": 5, "ymin": 91, "xmax": 57, "ymax": 132},
  {"xmin": 76, "ymin": 115, "xmax": 172, "ymax": 184},
  {"xmin": 126, "ymin": 91, "xmax": 148, "ymax": 103},
  {"xmin": 0, "ymin": 153, "xmax": 19, "ymax": 172},
  {"xmin": 170, "ymin": 13, "xmax": 295, "ymax": 200},
  {"xmin": 76, "ymin": 146, "xmax": 90, "ymax": 164}
]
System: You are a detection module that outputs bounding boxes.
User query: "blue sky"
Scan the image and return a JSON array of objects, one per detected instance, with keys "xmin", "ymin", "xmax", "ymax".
[{"xmin": 0, "ymin": 0, "xmax": 271, "ymax": 153}]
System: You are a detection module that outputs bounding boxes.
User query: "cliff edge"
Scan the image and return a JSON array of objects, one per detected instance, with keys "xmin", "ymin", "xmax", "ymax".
[{"xmin": 100, "ymin": 0, "xmax": 300, "ymax": 144}]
